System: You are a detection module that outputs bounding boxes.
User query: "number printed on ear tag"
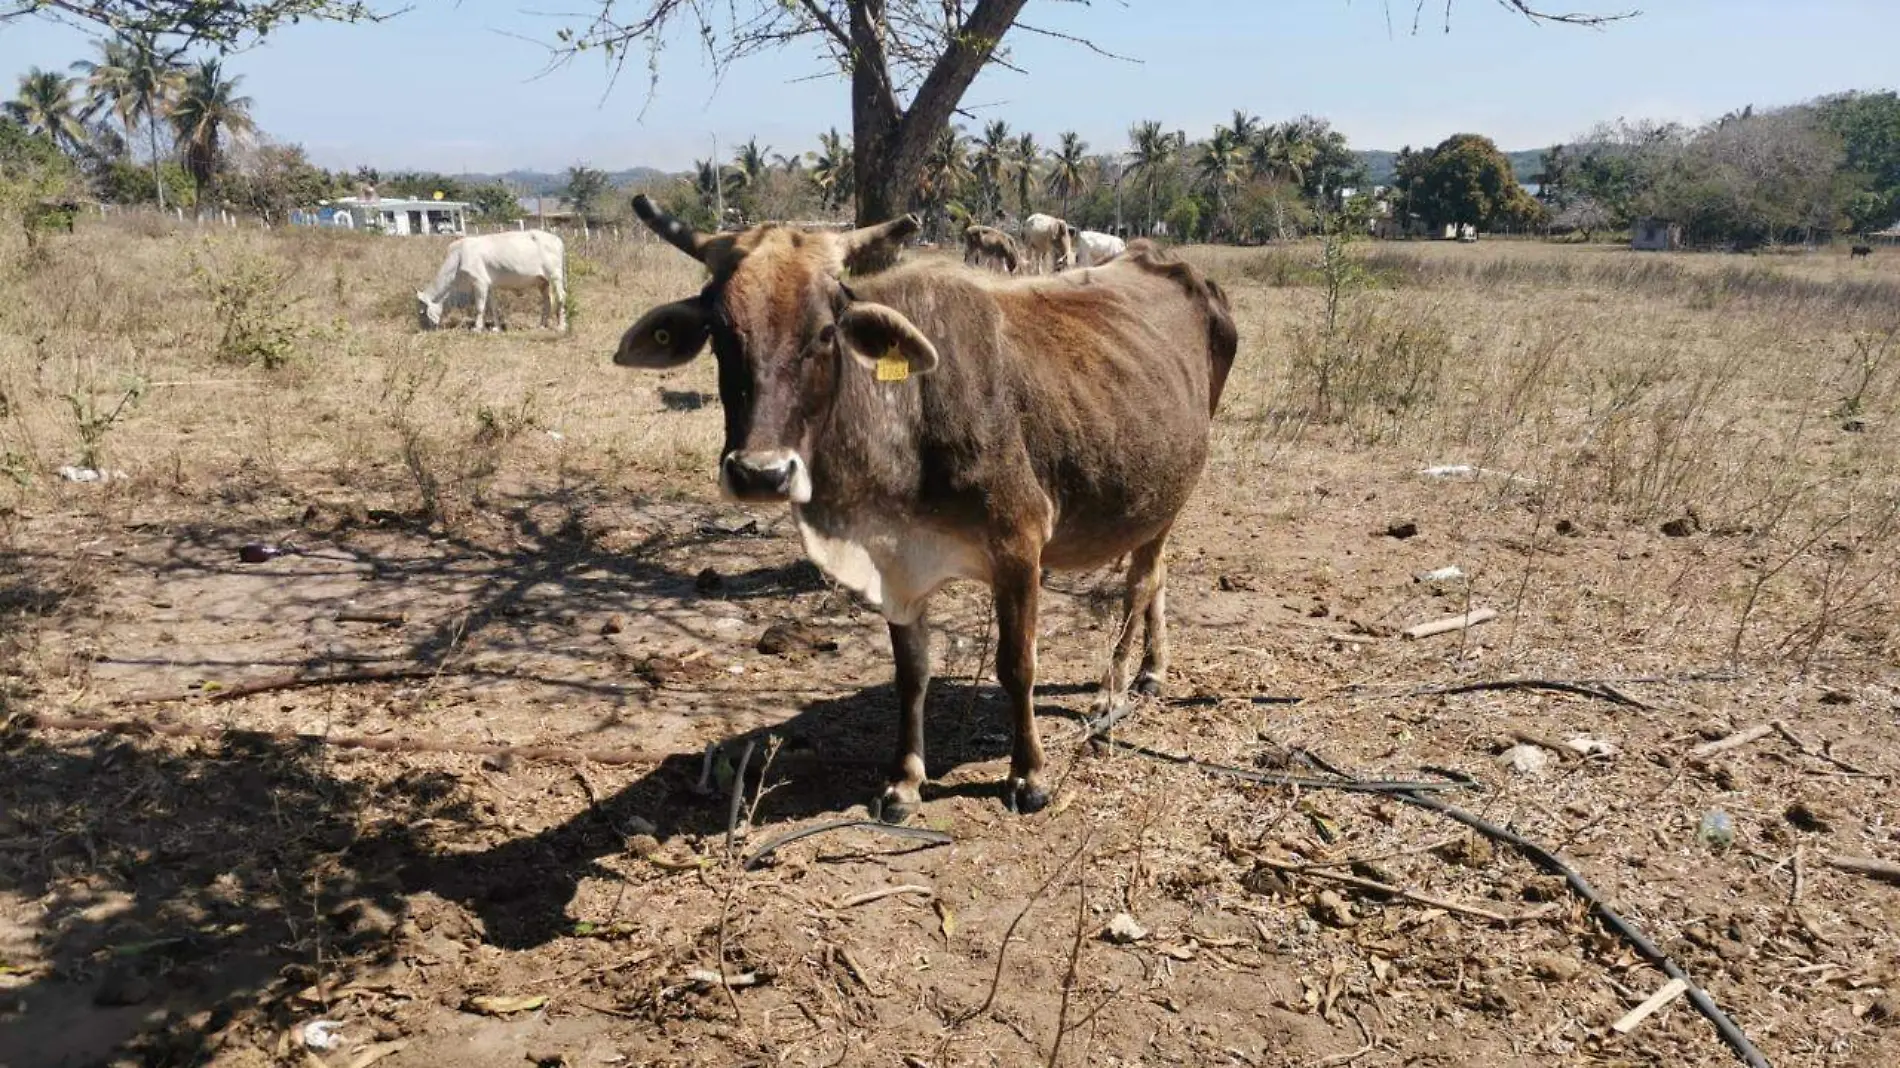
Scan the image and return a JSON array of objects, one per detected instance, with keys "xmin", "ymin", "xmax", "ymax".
[{"xmin": 875, "ymin": 346, "xmax": 909, "ymax": 383}]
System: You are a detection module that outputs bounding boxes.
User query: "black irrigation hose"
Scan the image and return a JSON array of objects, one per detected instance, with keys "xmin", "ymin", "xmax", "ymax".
[
  {"xmin": 1393, "ymin": 787, "xmax": 1771, "ymax": 1068},
  {"xmin": 1095, "ymin": 727, "xmax": 1771, "ymax": 1068}
]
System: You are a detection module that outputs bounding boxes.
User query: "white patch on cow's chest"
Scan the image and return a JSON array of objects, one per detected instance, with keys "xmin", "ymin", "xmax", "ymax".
[{"xmin": 794, "ymin": 510, "xmax": 989, "ymax": 625}]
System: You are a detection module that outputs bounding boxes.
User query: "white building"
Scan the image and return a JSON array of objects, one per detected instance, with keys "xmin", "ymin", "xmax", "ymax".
[{"xmin": 320, "ymin": 195, "xmax": 470, "ymax": 236}]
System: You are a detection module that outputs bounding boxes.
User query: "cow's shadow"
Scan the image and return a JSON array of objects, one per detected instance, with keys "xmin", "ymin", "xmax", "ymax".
[{"xmin": 407, "ymin": 673, "xmax": 1096, "ymax": 950}]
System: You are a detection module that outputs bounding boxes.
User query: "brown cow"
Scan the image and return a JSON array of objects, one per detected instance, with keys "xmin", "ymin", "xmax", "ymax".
[
  {"xmin": 614, "ymin": 195, "xmax": 1237, "ymax": 819},
  {"xmin": 962, "ymin": 224, "xmax": 1021, "ymax": 273}
]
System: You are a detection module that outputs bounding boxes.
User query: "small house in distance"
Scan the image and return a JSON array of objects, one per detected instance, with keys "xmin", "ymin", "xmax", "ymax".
[
  {"xmin": 1632, "ymin": 218, "xmax": 1682, "ymax": 251},
  {"xmin": 320, "ymin": 194, "xmax": 469, "ymax": 236}
]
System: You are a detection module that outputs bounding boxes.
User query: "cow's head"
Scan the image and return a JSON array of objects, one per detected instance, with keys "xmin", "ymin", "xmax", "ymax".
[
  {"xmin": 415, "ymin": 291, "xmax": 444, "ymax": 330},
  {"xmin": 614, "ymin": 196, "xmax": 934, "ymax": 505}
]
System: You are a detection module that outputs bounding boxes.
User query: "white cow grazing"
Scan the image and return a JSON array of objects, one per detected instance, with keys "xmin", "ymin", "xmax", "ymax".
[
  {"xmin": 416, "ymin": 229, "xmax": 568, "ymax": 332},
  {"xmin": 1073, "ymin": 229, "xmax": 1127, "ymax": 268},
  {"xmin": 1021, "ymin": 213, "xmax": 1076, "ymax": 273}
]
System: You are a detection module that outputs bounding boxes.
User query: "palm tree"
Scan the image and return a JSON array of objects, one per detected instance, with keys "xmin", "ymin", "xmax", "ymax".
[
  {"xmin": 1127, "ymin": 120, "xmax": 1176, "ymax": 234},
  {"xmin": 1198, "ymin": 125, "xmax": 1247, "ymax": 240},
  {"xmin": 970, "ymin": 120, "xmax": 1012, "ymax": 222},
  {"xmin": 914, "ymin": 124, "xmax": 972, "ymax": 239},
  {"xmin": 170, "ymin": 59, "xmax": 254, "ymax": 215},
  {"xmin": 1228, "ymin": 110, "xmax": 1261, "ymax": 150},
  {"xmin": 732, "ymin": 138, "xmax": 770, "ymax": 191},
  {"xmin": 1253, "ymin": 121, "xmax": 1318, "ymax": 191},
  {"xmin": 74, "ymin": 33, "xmax": 182, "ymax": 209},
  {"xmin": 809, "ymin": 127, "xmax": 853, "ymax": 213},
  {"xmin": 5, "ymin": 68, "xmax": 90, "ymax": 153},
  {"xmin": 1044, "ymin": 131, "xmax": 1090, "ymax": 220},
  {"xmin": 1012, "ymin": 131, "xmax": 1040, "ymax": 218}
]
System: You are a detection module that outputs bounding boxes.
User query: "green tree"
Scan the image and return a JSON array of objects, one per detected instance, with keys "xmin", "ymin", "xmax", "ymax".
[
  {"xmin": 169, "ymin": 58, "xmax": 254, "ymax": 213},
  {"xmin": 1815, "ymin": 91, "xmax": 1900, "ymax": 232},
  {"xmin": 73, "ymin": 33, "xmax": 183, "ymax": 209},
  {"xmin": 809, "ymin": 127, "xmax": 853, "ymax": 212},
  {"xmin": 563, "ymin": 163, "xmax": 611, "ymax": 222},
  {"xmin": 1196, "ymin": 124, "xmax": 1247, "ymax": 240},
  {"xmin": 5, "ymin": 69, "xmax": 90, "ymax": 154},
  {"xmin": 221, "ymin": 139, "xmax": 329, "ymax": 223},
  {"xmin": 1398, "ymin": 132, "xmax": 1544, "ymax": 232},
  {"xmin": 1533, "ymin": 143, "xmax": 1572, "ymax": 210},
  {"xmin": 970, "ymin": 120, "xmax": 1012, "ymax": 222},
  {"xmin": 1044, "ymin": 131, "xmax": 1089, "ymax": 219},
  {"xmin": 1128, "ymin": 119, "xmax": 1177, "ymax": 234},
  {"xmin": 1012, "ymin": 131, "xmax": 1039, "ymax": 218},
  {"xmin": 465, "ymin": 183, "xmax": 521, "ymax": 223}
]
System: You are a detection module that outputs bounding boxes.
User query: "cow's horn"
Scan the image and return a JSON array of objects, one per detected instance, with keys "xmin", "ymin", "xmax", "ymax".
[
  {"xmin": 839, "ymin": 213, "xmax": 922, "ymax": 256},
  {"xmin": 632, "ymin": 195, "xmax": 711, "ymax": 261}
]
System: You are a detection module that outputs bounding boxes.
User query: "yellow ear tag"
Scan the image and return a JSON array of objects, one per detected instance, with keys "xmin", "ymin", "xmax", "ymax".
[
  {"xmin": 874, "ymin": 345, "xmax": 910, "ymax": 383},
  {"xmin": 653, "ymin": 328, "xmax": 671, "ymax": 346}
]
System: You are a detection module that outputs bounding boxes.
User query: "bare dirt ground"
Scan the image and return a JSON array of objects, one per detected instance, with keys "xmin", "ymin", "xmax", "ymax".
[{"xmin": 2, "ymin": 224, "xmax": 1897, "ymax": 1067}]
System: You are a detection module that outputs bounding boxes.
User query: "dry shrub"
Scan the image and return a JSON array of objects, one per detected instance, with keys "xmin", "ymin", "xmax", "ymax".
[
  {"xmin": 1286, "ymin": 304, "xmax": 1449, "ymax": 434},
  {"xmin": 193, "ymin": 241, "xmax": 303, "ymax": 368}
]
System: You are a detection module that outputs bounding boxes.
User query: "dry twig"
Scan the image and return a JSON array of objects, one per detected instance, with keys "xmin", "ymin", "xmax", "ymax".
[
  {"xmin": 743, "ymin": 820, "xmax": 952, "ymax": 871},
  {"xmin": 835, "ymin": 884, "xmax": 934, "ymax": 909},
  {"xmin": 1257, "ymin": 859, "xmax": 1518, "ymax": 925}
]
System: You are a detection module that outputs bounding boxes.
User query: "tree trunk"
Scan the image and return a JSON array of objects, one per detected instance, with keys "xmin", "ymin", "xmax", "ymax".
[
  {"xmin": 149, "ymin": 118, "xmax": 167, "ymax": 211},
  {"xmin": 844, "ymin": 0, "xmax": 1031, "ymax": 273}
]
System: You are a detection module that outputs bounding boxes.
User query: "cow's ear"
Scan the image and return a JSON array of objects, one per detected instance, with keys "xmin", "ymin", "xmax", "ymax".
[
  {"xmin": 615, "ymin": 300, "xmax": 708, "ymax": 368},
  {"xmin": 838, "ymin": 301, "xmax": 939, "ymax": 380}
]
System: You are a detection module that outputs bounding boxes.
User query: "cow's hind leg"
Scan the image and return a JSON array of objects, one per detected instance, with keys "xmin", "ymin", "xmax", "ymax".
[
  {"xmin": 876, "ymin": 611, "xmax": 932, "ymax": 824},
  {"xmin": 994, "ymin": 553, "xmax": 1050, "ymax": 813},
  {"xmin": 1091, "ymin": 530, "xmax": 1169, "ymax": 717}
]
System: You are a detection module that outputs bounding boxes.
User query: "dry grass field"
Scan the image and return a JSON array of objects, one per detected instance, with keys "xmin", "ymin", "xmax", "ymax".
[{"xmin": 1, "ymin": 218, "xmax": 1897, "ymax": 1067}]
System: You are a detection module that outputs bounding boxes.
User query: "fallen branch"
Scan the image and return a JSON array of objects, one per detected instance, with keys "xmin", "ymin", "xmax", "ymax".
[
  {"xmin": 115, "ymin": 664, "xmax": 451, "ymax": 706},
  {"xmin": 1097, "ymin": 737, "xmax": 1472, "ymax": 796},
  {"xmin": 1612, "ymin": 976, "xmax": 1689, "ymax": 1035},
  {"xmin": 836, "ymin": 884, "xmax": 934, "ymax": 909},
  {"xmin": 1315, "ymin": 1006, "xmax": 1376, "ymax": 1067},
  {"xmin": 1823, "ymin": 854, "xmax": 1900, "ymax": 885},
  {"xmin": 1413, "ymin": 678, "xmax": 1652, "ymax": 710},
  {"xmin": 743, "ymin": 820, "xmax": 952, "ymax": 871},
  {"xmin": 1402, "ymin": 608, "xmax": 1496, "ymax": 640},
  {"xmin": 15, "ymin": 713, "xmax": 672, "ymax": 767},
  {"xmin": 1691, "ymin": 723, "xmax": 1775, "ymax": 759},
  {"xmin": 1257, "ymin": 858, "xmax": 1518, "ymax": 925},
  {"xmin": 333, "ymin": 610, "xmax": 407, "ymax": 626},
  {"xmin": 1772, "ymin": 720, "xmax": 1879, "ymax": 777}
]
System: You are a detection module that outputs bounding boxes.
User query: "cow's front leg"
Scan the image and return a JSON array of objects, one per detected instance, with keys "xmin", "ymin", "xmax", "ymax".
[
  {"xmin": 993, "ymin": 555, "xmax": 1049, "ymax": 813},
  {"xmin": 876, "ymin": 612, "xmax": 931, "ymax": 824}
]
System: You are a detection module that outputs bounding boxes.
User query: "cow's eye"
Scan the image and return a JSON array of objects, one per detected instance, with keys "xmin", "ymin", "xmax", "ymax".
[{"xmin": 815, "ymin": 323, "xmax": 837, "ymax": 350}]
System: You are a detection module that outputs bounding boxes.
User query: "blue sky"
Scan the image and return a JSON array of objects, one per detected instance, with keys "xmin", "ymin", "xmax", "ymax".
[{"xmin": 2, "ymin": 1, "xmax": 1895, "ymax": 174}]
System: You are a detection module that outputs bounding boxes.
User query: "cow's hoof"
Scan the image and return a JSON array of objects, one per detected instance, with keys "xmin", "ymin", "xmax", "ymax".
[
  {"xmin": 1134, "ymin": 672, "xmax": 1163, "ymax": 698},
  {"xmin": 874, "ymin": 784, "xmax": 922, "ymax": 825},
  {"xmin": 1007, "ymin": 777, "xmax": 1051, "ymax": 815}
]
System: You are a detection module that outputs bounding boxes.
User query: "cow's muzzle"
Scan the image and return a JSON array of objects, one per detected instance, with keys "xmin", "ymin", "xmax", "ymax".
[{"xmin": 720, "ymin": 449, "xmax": 811, "ymax": 504}]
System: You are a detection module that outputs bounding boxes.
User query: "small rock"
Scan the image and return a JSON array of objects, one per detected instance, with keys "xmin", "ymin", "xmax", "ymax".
[
  {"xmin": 1312, "ymin": 890, "xmax": 1356, "ymax": 928},
  {"xmin": 1842, "ymin": 418, "xmax": 1867, "ymax": 433},
  {"xmin": 694, "ymin": 567, "xmax": 724, "ymax": 595},
  {"xmin": 1100, "ymin": 913, "xmax": 1149, "ymax": 944},
  {"xmin": 1384, "ymin": 520, "xmax": 1420, "ymax": 540},
  {"xmin": 598, "ymin": 615, "xmax": 625, "ymax": 636},
  {"xmin": 625, "ymin": 834, "xmax": 661, "ymax": 859},
  {"xmin": 1241, "ymin": 866, "xmax": 1292, "ymax": 898},
  {"xmin": 756, "ymin": 620, "xmax": 837, "ymax": 656},
  {"xmin": 481, "ymin": 752, "xmax": 515, "ymax": 773},
  {"xmin": 1497, "ymin": 743, "xmax": 1552, "ymax": 777},
  {"xmin": 1216, "ymin": 573, "xmax": 1255, "ymax": 592},
  {"xmin": 1554, "ymin": 518, "xmax": 1580, "ymax": 537},
  {"xmin": 1866, "ymin": 996, "xmax": 1898, "ymax": 1025},
  {"xmin": 623, "ymin": 816, "xmax": 657, "ymax": 837},
  {"xmin": 1660, "ymin": 515, "xmax": 1699, "ymax": 538},
  {"xmin": 1529, "ymin": 953, "xmax": 1582, "ymax": 982},
  {"xmin": 1784, "ymin": 800, "xmax": 1835, "ymax": 834},
  {"xmin": 1818, "ymin": 688, "xmax": 1852, "ymax": 705},
  {"xmin": 526, "ymin": 1050, "xmax": 570, "ymax": 1067},
  {"xmin": 1564, "ymin": 736, "xmax": 1619, "ymax": 759},
  {"xmin": 94, "ymin": 967, "xmax": 152, "ymax": 1007}
]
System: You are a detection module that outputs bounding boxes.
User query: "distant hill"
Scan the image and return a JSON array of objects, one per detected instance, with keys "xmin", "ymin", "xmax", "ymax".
[
  {"xmin": 457, "ymin": 167, "xmax": 673, "ymax": 193},
  {"xmin": 1356, "ymin": 147, "xmax": 1547, "ymax": 186}
]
